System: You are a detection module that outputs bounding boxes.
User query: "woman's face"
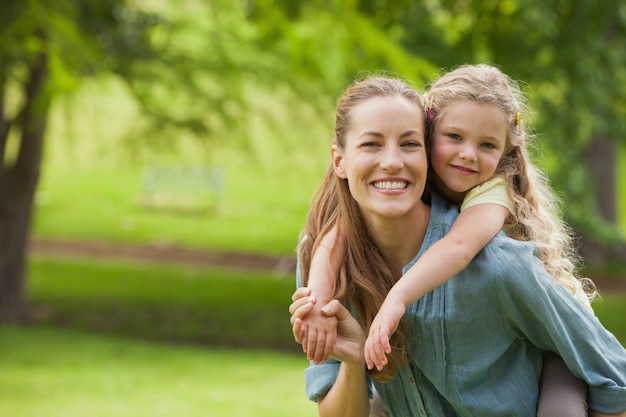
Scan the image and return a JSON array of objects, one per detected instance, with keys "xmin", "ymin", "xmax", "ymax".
[
  {"xmin": 332, "ymin": 95, "xmax": 427, "ymax": 224},
  {"xmin": 430, "ymin": 100, "xmax": 507, "ymax": 204}
]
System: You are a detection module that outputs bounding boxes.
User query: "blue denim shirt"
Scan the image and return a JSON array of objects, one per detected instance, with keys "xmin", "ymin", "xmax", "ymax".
[{"xmin": 299, "ymin": 193, "xmax": 626, "ymax": 416}]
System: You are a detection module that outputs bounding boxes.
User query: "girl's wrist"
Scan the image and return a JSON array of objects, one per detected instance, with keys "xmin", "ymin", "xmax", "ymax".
[{"xmin": 386, "ymin": 288, "xmax": 410, "ymax": 308}]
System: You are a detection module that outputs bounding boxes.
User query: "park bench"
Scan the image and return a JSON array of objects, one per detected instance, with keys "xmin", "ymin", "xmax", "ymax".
[{"xmin": 138, "ymin": 166, "xmax": 225, "ymax": 214}]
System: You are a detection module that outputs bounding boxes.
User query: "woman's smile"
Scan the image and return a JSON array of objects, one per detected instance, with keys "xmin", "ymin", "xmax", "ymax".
[{"xmin": 332, "ymin": 95, "xmax": 427, "ymax": 223}]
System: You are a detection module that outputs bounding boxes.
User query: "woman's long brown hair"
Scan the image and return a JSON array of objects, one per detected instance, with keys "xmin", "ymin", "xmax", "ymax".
[{"xmin": 298, "ymin": 76, "xmax": 425, "ymax": 382}]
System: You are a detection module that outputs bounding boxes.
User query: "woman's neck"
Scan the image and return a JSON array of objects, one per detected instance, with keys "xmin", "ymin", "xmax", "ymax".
[{"xmin": 366, "ymin": 201, "xmax": 430, "ymax": 277}]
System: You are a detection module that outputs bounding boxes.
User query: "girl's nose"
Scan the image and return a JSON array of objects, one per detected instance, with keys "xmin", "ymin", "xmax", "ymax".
[{"xmin": 459, "ymin": 145, "xmax": 477, "ymax": 161}]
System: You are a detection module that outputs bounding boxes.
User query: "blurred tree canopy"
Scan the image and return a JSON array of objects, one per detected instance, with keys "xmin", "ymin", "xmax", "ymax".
[
  {"xmin": 0, "ymin": 0, "xmax": 293, "ymax": 322},
  {"xmin": 248, "ymin": 0, "xmax": 626, "ymax": 261},
  {"xmin": 1, "ymin": 0, "xmax": 625, "ymax": 322}
]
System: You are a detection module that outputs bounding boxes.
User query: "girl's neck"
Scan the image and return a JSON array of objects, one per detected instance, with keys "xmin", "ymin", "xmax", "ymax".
[
  {"xmin": 431, "ymin": 175, "xmax": 466, "ymax": 206},
  {"xmin": 366, "ymin": 202, "xmax": 430, "ymax": 277}
]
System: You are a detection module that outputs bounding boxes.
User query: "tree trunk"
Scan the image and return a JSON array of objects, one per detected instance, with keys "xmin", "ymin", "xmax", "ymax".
[
  {"xmin": 0, "ymin": 51, "xmax": 49, "ymax": 324},
  {"xmin": 577, "ymin": 136, "xmax": 625, "ymax": 265}
]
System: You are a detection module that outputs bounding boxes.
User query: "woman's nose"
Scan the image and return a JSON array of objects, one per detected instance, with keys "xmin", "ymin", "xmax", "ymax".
[{"xmin": 379, "ymin": 146, "xmax": 403, "ymax": 171}]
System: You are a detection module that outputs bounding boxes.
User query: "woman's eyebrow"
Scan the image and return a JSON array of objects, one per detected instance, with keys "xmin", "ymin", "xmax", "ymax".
[
  {"xmin": 359, "ymin": 129, "xmax": 422, "ymax": 138},
  {"xmin": 359, "ymin": 131, "xmax": 384, "ymax": 138},
  {"xmin": 400, "ymin": 129, "xmax": 422, "ymax": 138}
]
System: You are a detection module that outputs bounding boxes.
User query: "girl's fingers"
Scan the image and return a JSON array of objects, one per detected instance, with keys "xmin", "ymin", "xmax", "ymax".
[
  {"xmin": 312, "ymin": 332, "xmax": 326, "ymax": 364},
  {"xmin": 306, "ymin": 328, "xmax": 318, "ymax": 361},
  {"xmin": 321, "ymin": 331, "xmax": 336, "ymax": 364}
]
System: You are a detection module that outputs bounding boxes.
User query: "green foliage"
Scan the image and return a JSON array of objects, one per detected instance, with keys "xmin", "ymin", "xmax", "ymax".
[
  {"xmin": 251, "ymin": 0, "xmax": 626, "ymax": 243},
  {"xmin": 402, "ymin": 0, "xmax": 626, "ymax": 239},
  {"xmin": 0, "ymin": 326, "xmax": 317, "ymax": 417},
  {"xmin": 248, "ymin": 0, "xmax": 437, "ymax": 96},
  {"xmin": 592, "ymin": 294, "xmax": 626, "ymax": 345}
]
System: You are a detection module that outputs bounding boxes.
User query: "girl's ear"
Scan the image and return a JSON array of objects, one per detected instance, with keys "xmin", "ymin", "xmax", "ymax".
[{"xmin": 331, "ymin": 145, "xmax": 347, "ymax": 179}]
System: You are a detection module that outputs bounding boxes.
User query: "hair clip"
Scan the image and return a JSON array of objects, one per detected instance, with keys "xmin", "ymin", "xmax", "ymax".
[
  {"xmin": 426, "ymin": 95, "xmax": 435, "ymax": 121},
  {"xmin": 515, "ymin": 111, "xmax": 522, "ymax": 126}
]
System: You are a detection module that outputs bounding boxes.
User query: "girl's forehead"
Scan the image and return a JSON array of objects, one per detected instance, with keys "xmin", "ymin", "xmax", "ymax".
[
  {"xmin": 439, "ymin": 101, "xmax": 507, "ymax": 126},
  {"xmin": 436, "ymin": 100, "xmax": 508, "ymax": 141}
]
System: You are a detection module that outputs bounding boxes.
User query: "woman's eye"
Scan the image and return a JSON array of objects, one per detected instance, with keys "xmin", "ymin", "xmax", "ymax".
[
  {"xmin": 361, "ymin": 141, "xmax": 380, "ymax": 148},
  {"xmin": 403, "ymin": 141, "xmax": 422, "ymax": 148}
]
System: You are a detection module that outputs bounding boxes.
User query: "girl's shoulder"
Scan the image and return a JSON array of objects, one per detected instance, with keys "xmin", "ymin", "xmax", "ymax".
[{"xmin": 460, "ymin": 176, "xmax": 513, "ymax": 214}]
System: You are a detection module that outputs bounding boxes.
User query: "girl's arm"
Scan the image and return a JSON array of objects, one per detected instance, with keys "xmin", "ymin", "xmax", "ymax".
[
  {"xmin": 365, "ymin": 203, "xmax": 509, "ymax": 370},
  {"xmin": 302, "ymin": 225, "xmax": 346, "ymax": 364}
]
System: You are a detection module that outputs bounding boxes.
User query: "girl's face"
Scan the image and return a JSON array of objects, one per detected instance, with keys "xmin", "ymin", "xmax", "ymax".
[
  {"xmin": 430, "ymin": 100, "xmax": 508, "ymax": 204},
  {"xmin": 332, "ymin": 96, "xmax": 427, "ymax": 225}
]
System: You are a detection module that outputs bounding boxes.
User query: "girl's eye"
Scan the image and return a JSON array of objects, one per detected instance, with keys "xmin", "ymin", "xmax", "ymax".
[
  {"xmin": 447, "ymin": 133, "xmax": 461, "ymax": 141},
  {"xmin": 481, "ymin": 142, "xmax": 496, "ymax": 149}
]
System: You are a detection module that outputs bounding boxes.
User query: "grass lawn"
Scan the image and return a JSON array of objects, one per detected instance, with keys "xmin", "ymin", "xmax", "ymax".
[
  {"xmin": 27, "ymin": 256, "xmax": 300, "ymax": 352},
  {"xmin": 0, "ymin": 325, "xmax": 317, "ymax": 417},
  {"xmin": 6, "ymin": 256, "xmax": 625, "ymax": 416}
]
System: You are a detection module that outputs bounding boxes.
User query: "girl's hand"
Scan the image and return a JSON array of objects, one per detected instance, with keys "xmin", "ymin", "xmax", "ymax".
[
  {"xmin": 364, "ymin": 300, "xmax": 406, "ymax": 371},
  {"xmin": 290, "ymin": 288, "xmax": 365, "ymax": 365},
  {"xmin": 301, "ymin": 303, "xmax": 338, "ymax": 364},
  {"xmin": 289, "ymin": 287, "xmax": 339, "ymax": 363}
]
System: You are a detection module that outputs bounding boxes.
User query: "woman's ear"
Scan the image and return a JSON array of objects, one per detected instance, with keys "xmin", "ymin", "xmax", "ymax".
[{"xmin": 331, "ymin": 145, "xmax": 347, "ymax": 179}]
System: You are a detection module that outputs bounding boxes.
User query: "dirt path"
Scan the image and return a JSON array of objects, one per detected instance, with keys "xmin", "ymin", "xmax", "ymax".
[{"xmin": 28, "ymin": 237, "xmax": 625, "ymax": 292}]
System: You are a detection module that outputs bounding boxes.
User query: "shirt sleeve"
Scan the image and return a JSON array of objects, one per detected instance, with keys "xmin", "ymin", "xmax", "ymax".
[
  {"xmin": 460, "ymin": 177, "xmax": 514, "ymax": 215},
  {"xmin": 491, "ymin": 238, "xmax": 626, "ymax": 414}
]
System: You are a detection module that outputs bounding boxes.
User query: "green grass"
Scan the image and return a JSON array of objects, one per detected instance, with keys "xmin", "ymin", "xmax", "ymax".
[
  {"xmin": 0, "ymin": 325, "xmax": 317, "ymax": 417},
  {"xmin": 28, "ymin": 256, "xmax": 300, "ymax": 351},
  {"xmin": 13, "ymin": 256, "xmax": 626, "ymax": 416},
  {"xmin": 27, "ymin": 256, "xmax": 626, "ymax": 351}
]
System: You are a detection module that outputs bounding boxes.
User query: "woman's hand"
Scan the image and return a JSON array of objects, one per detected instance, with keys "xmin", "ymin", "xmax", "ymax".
[{"xmin": 290, "ymin": 287, "xmax": 365, "ymax": 365}]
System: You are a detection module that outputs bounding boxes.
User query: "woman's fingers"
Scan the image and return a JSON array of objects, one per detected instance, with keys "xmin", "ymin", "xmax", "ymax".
[
  {"xmin": 289, "ymin": 296, "xmax": 316, "ymax": 322},
  {"xmin": 291, "ymin": 286, "xmax": 311, "ymax": 302},
  {"xmin": 290, "ymin": 301, "xmax": 315, "ymax": 345},
  {"xmin": 293, "ymin": 317, "xmax": 305, "ymax": 345}
]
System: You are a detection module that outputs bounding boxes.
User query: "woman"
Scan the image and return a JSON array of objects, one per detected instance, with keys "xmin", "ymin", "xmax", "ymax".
[{"xmin": 290, "ymin": 74, "xmax": 626, "ymax": 416}]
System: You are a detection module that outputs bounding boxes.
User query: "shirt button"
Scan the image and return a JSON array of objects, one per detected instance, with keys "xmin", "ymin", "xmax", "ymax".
[
  {"xmin": 420, "ymin": 409, "xmax": 425, "ymax": 415},
  {"xmin": 409, "ymin": 377, "xmax": 415, "ymax": 383}
]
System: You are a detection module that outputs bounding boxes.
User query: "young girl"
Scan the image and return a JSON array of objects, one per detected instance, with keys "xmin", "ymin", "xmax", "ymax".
[{"xmin": 299, "ymin": 64, "xmax": 597, "ymax": 417}]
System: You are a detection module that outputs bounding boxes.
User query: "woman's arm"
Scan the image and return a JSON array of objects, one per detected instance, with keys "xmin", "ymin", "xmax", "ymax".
[
  {"xmin": 365, "ymin": 203, "xmax": 509, "ymax": 370},
  {"xmin": 302, "ymin": 225, "xmax": 346, "ymax": 364},
  {"xmin": 290, "ymin": 290, "xmax": 370, "ymax": 417}
]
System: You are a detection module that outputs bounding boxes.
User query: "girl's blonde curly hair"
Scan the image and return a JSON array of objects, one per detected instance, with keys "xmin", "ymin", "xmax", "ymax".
[{"xmin": 425, "ymin": 64, "xmax": 597, "ymax": 302}]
